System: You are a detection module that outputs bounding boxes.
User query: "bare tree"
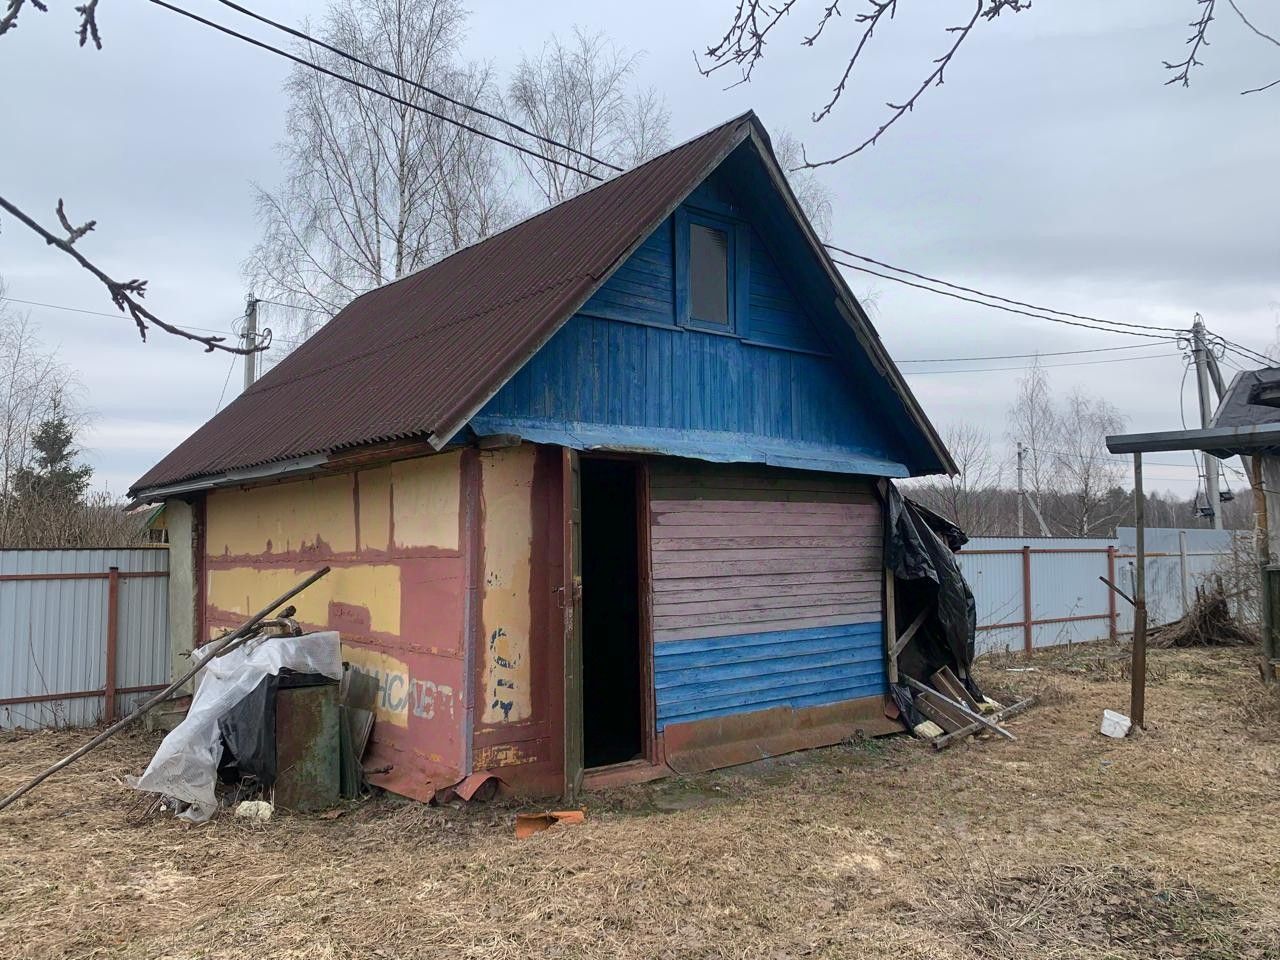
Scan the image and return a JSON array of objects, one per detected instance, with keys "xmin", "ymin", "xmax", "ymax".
[
  {"xmin": 1006, "ymin": 357, "xmax": 1058, "ymax": 524},
  {"xmin": 908, "ymin": 422, "xmax": 1002, "ymax": 534},
  {"xmin": 245, "ymin": 0, "xmax": 517, "ymax": 335},
  {"xmin": 700, "ymin": 0, "xmax": 1278, "ymax": 167},
  {"xmin": 1053, "ymin": 390, "xmax": 1127, "ymax": 536},
  {"xmin": 0, "ymin": 289, "xmax": 77, "ymax": 545},
  {"xmin": 772, "ymin": 130, "xmax": 833, "ymax": 239},
  {"xmin": 507, "ymin": 27, "xmax": 671, "ymax": 204}
]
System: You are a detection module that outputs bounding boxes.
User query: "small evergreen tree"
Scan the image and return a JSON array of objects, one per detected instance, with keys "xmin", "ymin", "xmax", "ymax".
[{"xmin": 11, "ymin": 402, "xmax": 93, "ymax": 507}]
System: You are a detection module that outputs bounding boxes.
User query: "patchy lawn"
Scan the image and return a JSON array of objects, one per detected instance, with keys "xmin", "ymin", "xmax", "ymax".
[{"xmin": 2, "ymin": 646, "xmax": 1278, "ymax": 959}]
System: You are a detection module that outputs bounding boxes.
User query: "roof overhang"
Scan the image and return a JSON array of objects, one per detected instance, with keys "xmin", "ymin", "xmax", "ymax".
[
  {"xmin": 130, "ymin": 453, "xmax": 330, "ymax": 504},
  {"xmin": 1106, "ymin": 423, "xmax": 1280, "ymax": 459}
]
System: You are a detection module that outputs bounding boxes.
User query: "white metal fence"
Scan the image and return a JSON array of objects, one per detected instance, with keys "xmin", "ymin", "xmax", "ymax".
[
  {"xmin": 0, "ymin": 549, "xmax": 170, "ymax": 729},
  {"xmin": 959, "ymin": 528, "xmax": 1246, "ymax": 656}
]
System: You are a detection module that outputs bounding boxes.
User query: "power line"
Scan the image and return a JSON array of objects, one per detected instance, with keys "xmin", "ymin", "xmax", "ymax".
[
  {"xmin": 896, "ymin": 342, "xmax": 1174, "ymax": 363},
  {"xmin": 900, "ymin": 350, "xmax": 1181, "ymax": 375},
  {"xmin": 145, "ymin": 0, "xmax": 604, "ymax": 183},
  {"xmin": 825, "ymin": 243, "xmax": 1185, "ymax": 336},
  {"xmin": 212, "ymin": 0, "xmax": 621, "ymax": 174},
  {"xmin": 829, "ymin": 257, "xmax": 1174, "ymax": 340}
]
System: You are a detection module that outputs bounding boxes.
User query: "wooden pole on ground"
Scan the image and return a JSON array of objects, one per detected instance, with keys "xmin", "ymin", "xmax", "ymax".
[{"xmin": 0, "ymin": 566, "xmax": 331, "ymax": 814}]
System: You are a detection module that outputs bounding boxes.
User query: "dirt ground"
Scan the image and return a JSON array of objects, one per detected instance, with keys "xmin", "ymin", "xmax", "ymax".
[{"xmin": 2, "ymin": 645, "xmax": 1278, "ymax": 960}]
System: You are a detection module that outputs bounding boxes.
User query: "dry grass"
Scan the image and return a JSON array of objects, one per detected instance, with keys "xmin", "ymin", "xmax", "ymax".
[{"xmin": 2, "ymin": 647, "xmax": 1279, "ymax": 959}]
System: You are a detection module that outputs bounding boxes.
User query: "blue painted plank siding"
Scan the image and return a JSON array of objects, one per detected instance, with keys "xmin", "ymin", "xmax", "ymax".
[
  {"xmin": 471, "ymin": 183, "xmax": 912, "ymax": 476},
  {"xmin": 653, "ymin": 622, "xmax": 886, "ymax": 729}
]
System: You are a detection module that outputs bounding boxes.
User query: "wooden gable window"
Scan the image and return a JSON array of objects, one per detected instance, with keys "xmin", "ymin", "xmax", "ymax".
[
  {"xmin": 676, "ymin": 208, "xmax": 746, "ymax": 334},
  {"xmin": 689, "ymin": 223, "xmax": 730, "ymax": 326}
]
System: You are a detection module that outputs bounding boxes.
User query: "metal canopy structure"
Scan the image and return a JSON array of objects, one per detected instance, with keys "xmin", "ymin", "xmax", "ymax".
[
  {"xmin": 1105, "ymin": 422, "xmax": 1280, "ymax": 459},
  {"xmin": 1105, "ymin": 421, "xmax": 1278, "ymax": 716}
]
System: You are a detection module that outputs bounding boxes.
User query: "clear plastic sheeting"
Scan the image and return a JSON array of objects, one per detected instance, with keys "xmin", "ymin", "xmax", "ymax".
[{"xmin": 129, "ymin": 632, "xmax": 342, "ymax": 822}]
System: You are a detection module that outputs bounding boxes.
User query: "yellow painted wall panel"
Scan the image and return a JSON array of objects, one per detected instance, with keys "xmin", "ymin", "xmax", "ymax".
[
  {"xmin": 206, "ymin": 474, "xmax": 357, "ymax": 556},
  {"xmin": 479, "ymin": 446, "xmax": 535, "ymax": 724},
  {"xmin": 392, "ymin": 452, "xmax": 461, "ymax": 550},
  {"xmin": 358, "ymin": 465, "xmax": 393, "ymax": 552},
  {"xmin": 207, "ymin": 562, "xmax": 402, "ymax": 635}
]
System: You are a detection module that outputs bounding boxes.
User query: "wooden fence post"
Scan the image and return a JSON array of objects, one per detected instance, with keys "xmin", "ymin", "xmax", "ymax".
[
  {"xmin": 1022, "ymin": 546, "xmax": 1033, "ymax": 654},
  {"xmin": 1107, "ymin": 546, "xmax": 1118, "ymax": 642},
  {"xmin": 105, "ymin": 566, "xmax": 120, "ymax": 723}
]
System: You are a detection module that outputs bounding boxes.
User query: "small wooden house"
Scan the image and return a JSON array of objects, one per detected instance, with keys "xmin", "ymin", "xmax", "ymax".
[{"xmin": 131, "ymin": 113, "xmax": 954, "ymax": 800}]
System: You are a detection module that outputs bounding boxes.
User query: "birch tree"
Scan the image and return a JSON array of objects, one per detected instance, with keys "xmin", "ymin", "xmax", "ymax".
[
  {"xmin": 0, "ymin": 290, "xmax": 76, "ymax": 544},
  {"xmin": 1006, "ymin": 357, "xmax": 1058, "ymax": 523},
  {"xmin": 246, "ymin": 0, "xmax": 517, "ymax": 337},
  {"xmin": 507, "ymin": 27, "xmax": 671, "ymax": 204},
  {"xmin": 1054, "ymin": 390, "xmax": 1127, "ymax": 536}
]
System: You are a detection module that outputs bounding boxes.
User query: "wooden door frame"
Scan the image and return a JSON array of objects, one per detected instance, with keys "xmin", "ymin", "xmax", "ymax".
[{"xmin": 568, "ymin": 451, "xmax": 659, "ymax": 775}]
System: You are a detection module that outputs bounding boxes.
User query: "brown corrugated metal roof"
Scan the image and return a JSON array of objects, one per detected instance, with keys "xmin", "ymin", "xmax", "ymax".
[{"xmin": 131, "ymin": 113, "xmax": 756, "ymax": 496}]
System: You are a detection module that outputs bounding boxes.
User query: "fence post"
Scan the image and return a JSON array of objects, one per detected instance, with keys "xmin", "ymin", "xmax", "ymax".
[
  {"xmin": 105, "ymin": 566, "xmax": 120, "ymax": 723},
  {"xmin": 1021, "ymin": 546, "xmax": 1033, "ymax": 654},
  {"xmin": 1106, "ymin": 546, "xmax": 1117, "ymax": 642},
  {"xmin": 1179, "ymin": 530, "xmax": 1190, "ymax": 615}
]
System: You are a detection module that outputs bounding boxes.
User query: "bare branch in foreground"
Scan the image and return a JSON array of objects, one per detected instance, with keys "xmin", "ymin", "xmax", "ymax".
[
  {"xmin": 0, "ymin": 0, "xmax": 48, "ymax": 38},
  {"xmin": 800, "ymin": 0, "xmax": 1029, "ymax": 168},
  {"xmin": 1164, "ymin": 0, "xmax": 1217, "ymax": 86},
  {"xmin": 75, "ymin": 0, "xmax": 101, "ymax": 49},
  {"xmin": 0, "ymin": 195, "xmax": 258, "ymax": 354}
]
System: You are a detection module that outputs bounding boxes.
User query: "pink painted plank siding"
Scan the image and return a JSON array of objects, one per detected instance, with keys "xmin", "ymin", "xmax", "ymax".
[{"xmin": 649, "ymin": 465, "xmax": 882, "ymax": 643}]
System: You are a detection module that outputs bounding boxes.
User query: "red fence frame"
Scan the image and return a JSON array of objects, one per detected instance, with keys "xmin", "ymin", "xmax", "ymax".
[
  {"xmin": 0, "ymin": 567, "xmax": 169, "ymax": 718},
  {"xmin": 958, "ymin": 545, "xmax": 1223, "ymax": 653}
]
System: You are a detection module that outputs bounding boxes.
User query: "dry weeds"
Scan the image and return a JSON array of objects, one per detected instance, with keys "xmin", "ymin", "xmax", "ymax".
[{"xmin": 1, "ymin": 647, "xmax": 1278, "ymax": 960}]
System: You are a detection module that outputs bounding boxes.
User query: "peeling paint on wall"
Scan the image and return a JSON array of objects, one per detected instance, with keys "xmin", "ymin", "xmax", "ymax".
[
  {"xmin": 207, "ymin": 563, "xmax": 404, "ymax": 636},
  {"xmin": 206, "ymin": 474, "xmax": 357, "ymax": 557},
  {"xmin": 392, "ymin": 452, "xmax": 461, "ymax": 550},
  {"xmin": 479, "ymin": 446, "xmax": 535, "ymax": 725},
  {"xmin": 201, "ymin": 450, "xmax": 470, "ymax": 801}
]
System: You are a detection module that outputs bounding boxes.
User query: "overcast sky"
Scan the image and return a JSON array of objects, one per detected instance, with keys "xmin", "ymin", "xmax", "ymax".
[{"xmin": 1, "ymin": 0, "xmax": 1276, "ymax": 500}]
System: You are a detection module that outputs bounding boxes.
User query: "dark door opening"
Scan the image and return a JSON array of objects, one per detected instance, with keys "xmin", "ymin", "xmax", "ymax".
[{"xmin": 579, "ymin": 457, "xmax": 643, "ymax": 768}]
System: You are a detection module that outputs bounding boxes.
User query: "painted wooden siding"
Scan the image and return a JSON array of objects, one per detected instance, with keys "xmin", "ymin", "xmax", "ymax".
[
  {"xmin": 474, "ymin": 312, "xmax": 902, "ymax": 473},
  {"xmin": 653, "ymin": 623, "xmax": 885, "ymax": 728},
  {"xmin": 648, "ymin": 462, "xmax": 885, "ymax": 730},
  {"xmin": 579, "ymin": 218, "xmax": 675, "ymax": 328}
]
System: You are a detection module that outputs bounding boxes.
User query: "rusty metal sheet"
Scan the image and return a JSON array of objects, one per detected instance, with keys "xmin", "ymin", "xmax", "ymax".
[
  {"xmin": 131, "ymin": 116, "xmax": 754, "ymax": 498},
  {"xmin": 661, "ymin": 696, "xmax": 898, "ymax": 774},
  {"xmin": 275, "ymin": 683, "xmax": 341, "ymax": 812}
]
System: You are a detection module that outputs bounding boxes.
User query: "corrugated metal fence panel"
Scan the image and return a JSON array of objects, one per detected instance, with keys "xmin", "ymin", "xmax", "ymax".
[
  {"xmin": 0, "ymin": 549, "xmax": 169, "ymax": 729},
  {"xmin": 961, "ymin": 530, "xmax": 1238, "ymax": 654}
]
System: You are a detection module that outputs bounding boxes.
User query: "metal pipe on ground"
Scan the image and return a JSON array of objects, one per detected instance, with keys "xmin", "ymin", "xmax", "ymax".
[{"xmin": 0, "ymin": 566, "xmax": 331, "ymax": 814}]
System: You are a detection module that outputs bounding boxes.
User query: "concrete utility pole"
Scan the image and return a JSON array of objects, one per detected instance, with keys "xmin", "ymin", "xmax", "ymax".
[
  {"xmin": 1016, "ymin": 442, "xmax": 1026, "ymax": 537},
  {"xmin": 242, "ymin": 295, "xmax": 259, "ymax": 392},
  {"xmin": 1190, "ymin": 315, "xmax": 1222, "ymax": 529}
]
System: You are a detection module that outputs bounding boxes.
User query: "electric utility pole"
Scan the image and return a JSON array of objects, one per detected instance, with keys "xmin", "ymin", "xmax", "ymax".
[
  {"xmin": 1190, "ymin": 315, "xmax": 1222, "ymax": 529},
  {"xmin": 1016, "ymin": 442, "xmax": 1025, "ymax": 537},
  {"xmin": 242, "ymin": 295, "xmax": 259, "ymax": 392}
]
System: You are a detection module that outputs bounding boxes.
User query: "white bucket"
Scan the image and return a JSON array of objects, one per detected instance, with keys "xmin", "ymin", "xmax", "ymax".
[{"xmin": 1100, "ymin": 709, "xmax": 1131, "ymax": 739}]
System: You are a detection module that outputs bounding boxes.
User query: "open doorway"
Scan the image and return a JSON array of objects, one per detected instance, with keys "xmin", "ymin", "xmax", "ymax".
[{"xmin": 579, "ymin": 457, "xmax": 644, "ymax": 768}]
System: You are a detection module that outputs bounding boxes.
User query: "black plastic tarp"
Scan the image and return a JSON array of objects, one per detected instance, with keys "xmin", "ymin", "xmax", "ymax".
[{"xmin": 884, "ymin": 483, "xmax": 978, "ymax": 692}]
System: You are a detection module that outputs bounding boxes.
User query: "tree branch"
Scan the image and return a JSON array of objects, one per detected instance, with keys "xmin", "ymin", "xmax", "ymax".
[
  {"xmin": 0, "ymin": 0, "xmax": 47, "ymax": 38},
  {"xmin": 801, "ymin": 0, "xmax": 1029, "ymax": 168},
  {"xmin": 75, "ymin": 0, "xmax": 101, "ymax": 49},
  {"xmin": 0, "ymin": 195, "xmax": 258, "ymax": 354},
  {"xmin": 1164, "ymin": 0, "xmax": 1217, "ymax": 87}
]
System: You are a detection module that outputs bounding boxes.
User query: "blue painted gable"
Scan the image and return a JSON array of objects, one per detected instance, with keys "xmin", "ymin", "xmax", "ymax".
[{"xmin": 468, "ymin": 151, "xmax": 935, "ymax": 477}]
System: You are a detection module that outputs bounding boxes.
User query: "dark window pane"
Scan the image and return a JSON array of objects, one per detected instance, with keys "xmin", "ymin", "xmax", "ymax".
[{"xmin": 689, "ymin": 223, "xmax": 729, "ymax": 325}]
